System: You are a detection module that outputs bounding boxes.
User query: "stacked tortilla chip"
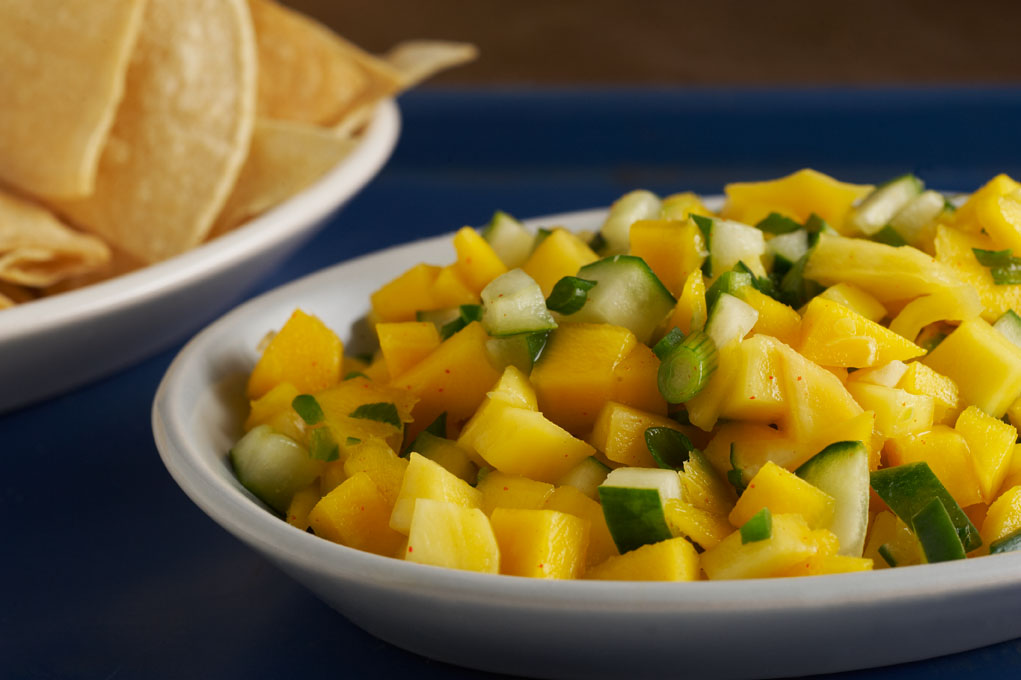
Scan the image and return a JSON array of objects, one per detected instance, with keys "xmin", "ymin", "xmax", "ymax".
[{"xmin": 0, "ymin": 0, "xmax": 475, "ymax": 309}]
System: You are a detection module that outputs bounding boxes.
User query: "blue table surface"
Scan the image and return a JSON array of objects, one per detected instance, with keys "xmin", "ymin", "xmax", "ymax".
[{"xmin": 4, "ymin": 87, "xmax": 1021, "ymax": 679}]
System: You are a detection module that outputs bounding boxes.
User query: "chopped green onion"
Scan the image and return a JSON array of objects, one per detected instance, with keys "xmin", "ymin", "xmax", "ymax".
[
  {"xmin": 705, "ymin": 270, "xmax": 752, "ymax": 313},
  {"xmin": 440, "ymin": 304, "xmax": 484, "ymax": 339},
  {"xmin": 873, "ymin": 225, "xmax": 908, "ymax": 247},
  {"xmin": 803, "ymin": 213, "xmax": 833, "ymax": 234},
  {"xmin": 652, "ymin": 327, "xmax": 685, "ymax": 360},
  {"xmin": 525, "ymin": 330, "xmax": 550, "ymax": 364},
  {"xmin": 546, "ymin": 276, "xmax": 597, "ymax": 315},
  {"xmin": 971, "ymin": 247, "xmax": 1021, "ymax": 284},
  {"xmin": 292, "ymin": 394, "xmax": 325, "ymax": 425},
  {"xmin": 691, "ymin": 214, "xmax": 714, "ymax": 244},
  {"xmin": 740, "ymin": 508, "xmax": 773, "ymax": 544},
  {"xmin": 309, "ymin": 427, "xmax": 340, "ymax": 461},
  {"xmin": 877, "ymin": 543, "xmax": 898, "ymax": 567},
  {"xmin": 911, "ymin": 497, "xmax": 967, "ymax": 563},
  {"xmin": 777, "ymin": 250, "xmax": 823, "ymax": 309},
  {"xmin": 990, "ymin": 527, "xmax": 1021, "ymax": 554},
  {"xmin": 755, "ymin": 212, "xmax": 801, "ymax": 235},
  {"xmin": 973, "ymin": 248, "xmax": 1014, "ymax": 267},
  {"xmin": 733, "ymin": 260, "xmax": 777, "ymax": 297},
  {"xmin": 343, "ymin": 371, "xmax": 368, "ymax": 381},
  {"xmin": 644, "ymin": 426, "xmax": 696, "ymax": 470},
  {"xmin": 657, "ymin": 330, "xmax": 718, "ymax": 403},
  {"xmin": 348, "ymin": 402, "xmax": 401, "ymax": 429},
  {"xmin": 727, "ymin": 443, "xmax": 746, "ymax": 494},
  {"xmin": 346, "ymin": 437, "xmax": 361, "ymax": 446}
]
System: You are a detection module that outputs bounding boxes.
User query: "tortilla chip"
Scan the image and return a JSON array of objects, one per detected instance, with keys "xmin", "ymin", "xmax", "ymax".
[
  {"xmin": 383, "ymin": 40, "xmax": 479, "ymax": 88},
  {"xmin": 0, "ymin": 188, "xmax": 110, "ymax": 288},
  {"xmin": 50, "ymin": 0, "xmax": 257, "ymax": 263},
  {"xmin": 43, "ymin": 247, "xmax": 146, "ymax": 296},
  {"xmin": 210, "ymin": 118, "xmax": 359, "ymax": 236},
  {"xmin": 0, "ymin": 0, "xmax": 145, "ymax": 199},
  {"xmin": 0, "ymin": 281, "xmax": 36, "ymax": 309},
  {"xmin": 249, "ymin": 0, "xmax": 403, "ymax": 127}
]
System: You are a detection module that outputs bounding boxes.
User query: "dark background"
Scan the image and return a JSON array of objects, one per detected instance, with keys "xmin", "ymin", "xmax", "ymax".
[{"xmin": 287, "ymin": 0, "xmax": 1021, "ymax": 85}]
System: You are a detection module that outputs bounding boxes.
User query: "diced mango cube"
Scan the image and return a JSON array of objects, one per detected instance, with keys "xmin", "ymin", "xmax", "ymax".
[
  {"xmin": 663, "ymin": 499, "xmax": 733, "ymax": 550},
  {"xmin": 490, "ymin": 508, "xmax": 589, "ymax": 579},
  {"xmin": 405, "ymin": 499, "xmax": 500, "ymax": 573},
  {"xmin": 701, "ymin": 513, "xmax": 820, "ymax": 580},
  {"xmin": 431, "ymin": 265, "xmax": 478, "ymax": 308},
  {"xmin": 487, "ymin": 364, "xmax": 538, "ymax": 409},
  {"xmin": 370, "ymin": 263, "xmax": 441, "ymax": 322},
  {"xmin": 933, "ymin": 224, "xmax": 1021, "ymax": 322},
  {"xmin": 390, "ymin": 453, "xmax": 483, "ymax": 534},
  {"xmin": 245, "ymin": 382, "xmax": 301, "ymax": 431},
  {"xmin": 729, "ymin": 461, "xmax": 835, "ymax": 530},
  {"xmin": 955, "ymin": 406, "xmax": 1017, "ymax": 505},
  {"xmin": 452, "ymin": 226, "xmax": 508, "ymax": 294},
  {"xmin": 722, "ymin": 169, "xmax": 872, "ymax": 232},
  {"xmin": 477, "ymin": 470, "xmax": 555, "ymax": 514},
  {"xmin": 799, "ymin": 297, "xmax": 925, "ymax": 368},
  {"xmin": 953, "ymin": 173, "xmax": 1021, "ymax": 232},
  {"xmin": 610, "ymin": 342, "xmax": 667, "ymax": 416},
  {"xmin": 884, "ymin": 426, "xmax": 984, "ymax": 509},
  {"xmin": 587, "ymin": 401, "xmax": 687, "ymax": 468},
  {"xmin": 845, "ymin": 382, "xmax": 933, "ymax": 438},
  {"xmin": 897, "ymin": 362, "xmax": 960, "ymax": 425},
  {"xmin": 248, "ymin": 309, "xmax": 343, "ymax": 399},
  {"xmin": 309, "ymin": 472, "xmax": 405, "ymax": 556},
  {"xmin": 376, "ymin": 321, "xmax": 441, "ymax": 379},
  {"xmin": 777, "ymin": 554, "xmax": 874, "ymax": 577},
  {"xmin": 285, "ymin": 482, "xmax": 321, "ymax": 531},
  {"xmin": 521, "ymin": 228, "xmax": 598, "ymax": 296},
  {"xmin": 982, "ymin": 485, "xmax": 1021, "ymax": 546},
  {"xmin": 315, "ymin": 376, "xmax": 417, "ymax": 453},
  {"xmin": 586, "ymin": 537, "xmax": 700, "ymax": 581},
  {"xmin": 886, "ymin": 286, "xmax": 983, "ymax": 344},
  {"xmin": 717, "ymin": 334, "xmax": 786, "ymax": 423},
  {"xmin": 663, "ymin": 268, "xmax": 708, "ymax": 336},
  {"xmin": 628, "ymin": 218, "xmax": 706, "ymax": 297},
  {"xmin": 816, "ymin": 283, "xmax": 887, "ymax": 323},
  {"xmin": 544, "ymin": 485, "xmax": 620, "ymax": 566},
  {"xmin": 342, "ymin": 438, "xmax": 408, "ymax": 505},
  {"xmin": 738, "ymin": 288, "xmax": 801, "ymax": 347}
]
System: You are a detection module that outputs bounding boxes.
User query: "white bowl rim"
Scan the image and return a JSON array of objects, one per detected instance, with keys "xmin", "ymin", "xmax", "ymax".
[
  {"xmin": 0, "ymin": 98, "xmax": 401, "ymax": 341},
  {"xmin": 152, "ymin": 211, "xmax": 1021, "ymax": 617}
]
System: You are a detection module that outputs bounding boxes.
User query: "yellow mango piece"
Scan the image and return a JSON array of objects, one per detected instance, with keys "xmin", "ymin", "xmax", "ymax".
[
  {"xmin": 488, "ymin": 364, "xmax": 538, "ymax": 409},
  {"xmin": 248, "ymin": 309, "xmax": 344, "ymax": 399},
  {"xmin": 799, "ymin": 297, "xmax": 925, "ymax": 368},
  {"xmin": 315, "ymin": 376, "xmax": 416, "ymax": 453},
  {"xmin": 722, "ymin": 169, "xmax": 873, "ymax": 233},
  {"xmin": 981, "ymin": 485, "xmax": 1021, "ymax": 545},
  {"xmin": 609, "ymin": 342, "xmax": 667, "ymax": 416},
  {"xmin": 805, "ymin": 232, "xmax": 966, "ymax": 303},
  {"xmin": 319, "ymin": 459, "xmax": 346, "ymax": 495},
  {"xmin": 586, "ymin": 537, "xmax": 700, "ymax": 581},
  {"xmin": 703, "ymin": 422, "xmax": 804, "ymax": 483},
  {"xmin": 245, "ymin": 382, "xmax": 301, "ymax": 431},
  {"xmin": 530, "ymin": 323, "xmax": 637, "ymax": 437},
  {"xmin": 1001, "ymin": 444, "xmax": 1021, "ymax": 495},
  {"xmin": 777, "ymin": 554, "xmax": 874, "ymax": 577},
  {"xmin": 737, "ymin": 288, "xmax": 801, "ymax": 346},
  {"xmin": 933, "ymin": 224, "xmax": 1021, "ymax": 322},
  {"xmin": 955, "ymin": 406, "xmax": 1017, "ymax": 505},
  {"xmin": 680, "ymin": 452, "xmax": 737, "ymax": 516},
  {"xmin": 923, "ymin": 318, "xmax": 1021, "ymax": 417},
  {"xmin": 285, "ymin": 482, "xmax": 321, "ymax": 531},
  {"xmin": 490, "ymin": 508, "xmax": 589, "ymax": 579},
  {"xmin": 452, "ymin": 226, "xmax": 508, "ymax": 295},
  {"xmin": 362, "ymin": 352, "xmax": 390, "ymax": 383},
  {"xmin": 405, "ymin": 499, "xmax": 500, "ymax": 573},
  {"xmin": 477, "ymin": 470, "xmax": 555, "ymax": 514},
  {"xmin": 391, "ymin": 321, "xmax": 502, "ymax": 438},
  {"xmin": 390, "ymin": 452, "xmax": 483, "ymax": 535},
  {"xmin": 544, "ymin": 485, "xmax": 620, "ymax": 566},
  {"xmin": 816, "ymin": 283, "xmax": 887, "ymax": 323},
  {"xmin": 342, "ymin": 438, "xmax": 408, "ymax": 506},
  {"xmin": 663, "ymin": 268, "xmax": 708, "ymax": 335},
  {"xmin": 701, "ymin": 513, "xmax": 820, "ymax": 580},
  {"xmin": 897, "ymin": 362, "xmax": 960, "ymax": 425},
  {"xmin": 864, "ymin": 511, "xmax": 923, "ymax": 569},
  {"xmin": 521, "ymin": 228, "xmax": 598, "ymax": 296},
  {"xmin": 887, "ymin": 287, "xmax": 983, "ymax": 343},
  {"xmin": 461, "ymin": 400, "xmax": 596, "ymax": 483},
  {"xmin": 845, "ymin": 382, "xmax": 933, "ymax": 438},
  {"xmin": 370, "ymin": 263, "xmax": 442, "ymax": 322},
  {"xmin": 376, "ymin": 321, "xmax": 441, "ymax": 379},
  {"xmin": 973, "ymin": 186, "xmax": 1021, "ymax": 253},
  {"xmin": 685, "ymin": 340, "xmax": 742, "ymax": 432},
  {"xmin": 660, "ymin": 191, "xmax": 714, "ymax": 221},
  {"xmin": 431, "ymin": 264, "xmax": 478, "ymax": 308},
  {"xmin": 885, "ymin": 426, "xmax": 984, "ymax": 509},
  {"xmin": 309, "ymin": 472, "xmax": 405, "ymax": 556},
  {"xmin": 628, "ymin": 218, "xmax": 706, "ymax": 296},
  {"xmin": 953, "ymin": 174, "xmax": 1021, "ymax": 232},
  {"xmin": 409, "ymin": 432, "xmax": 478, "ymax": 483},
  {"xmin": 587, "ymin": 401, "xmax": 687, "ymax": 468},
  {"xmin": 717, "ymin": 334, "xmax": 786, "ymax": 423},
  {"xmin": 663, "ymin": 499, "xmax": 733, "ymax": 550},
  {"xmin": 729, "ymin": 461, "xmax": 836, "ymax": 530}
]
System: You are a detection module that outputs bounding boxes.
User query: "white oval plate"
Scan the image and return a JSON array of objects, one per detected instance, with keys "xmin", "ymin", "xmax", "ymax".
[
  {"xmin": 0, "ymin": 99, "xmax": 400, "ymax": 414},
  {"xmin": 153, "ymin": 207, "xmax": 1021, "ymax": 680}
]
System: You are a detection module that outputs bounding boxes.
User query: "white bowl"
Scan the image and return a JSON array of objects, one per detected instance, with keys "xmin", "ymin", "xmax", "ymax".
[
  {"xmin": 153, "ymin": 208, "xmax": 1021, "ymax": 680},
  {"xmin": 0, "ymin": 99, "xmax": 400, "ymax": 414}
]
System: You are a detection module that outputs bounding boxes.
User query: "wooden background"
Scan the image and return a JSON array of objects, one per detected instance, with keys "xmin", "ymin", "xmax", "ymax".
[{"xmin": 287, "ymin": 0, "xmax": 1021, "ymax": 85}]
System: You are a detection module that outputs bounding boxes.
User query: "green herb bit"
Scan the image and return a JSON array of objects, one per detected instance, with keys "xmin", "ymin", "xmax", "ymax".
[
  {"xmin": 533, "ymin": 228, "xmax": 553, "ymax": 249},
  {"xmin": 525, "ymin": 330, "xmax": 550, "ymax": 364},
  {"xmin": 644, "ymin": 426, "xmax": 696, "ymax": 470},
  {"xmin": 440, "ymin": 304, "xmax": 485, "ymax": 339},
  {"xmin": 920, "ymin": 332, "xmax": 947, "ymax": 353},
  {"xmin": 727, "ymin": 442, "xmax": 747, "ymax": 494},
  {"xmin": 911, "ymin": 497, "xmax": 967, "ymax": 563},
  {"xmin": 546, "ymin": 276, "xmax": 597, "ymax": 315},
  {"xmin": 877, "ymin": 544, "xmax": 898, "ymax": 567},
  {"xmin": 973, "ymin": 248, "xmax": 1015, "ymax": 267},
  {"xmin": 309, "ymin": 427, "xmax": 340, "ymax": 461},
  {"xmin": 652, "ymin": 327, "xmax": 686, "ymax": 361},
  {"xmin": 292, "ymin": 394, "xmax": 325, "ymax": 425},
  {"xmin": 755, "ymin": 212, "xmax": 802, "ymax": 235},
  {"xmin": 348, "ymin": 402, "xmax": 402, "ymax": 429},
  {"xmin": 778, "ymin": 250, "xmax": 823, "ymax": 309},
  {"xmin": 740, "ymin": 508, "xmax": 773, "ymax": 544},
  {"xmin": 588, "ymin": 232, "xmax": 608, "ymax": 254},
  {"xmin": 733, "ymin": 261, "xmax": 777, "ymax": 298},
  {"xmin": 803, "ymin": 213, "xmax": 832, "ymax": 234},
  {"xmin": 657, "ymin": 331, "xmax": 718, "ymax": 404},
  {"xmin": 343, "ymin": 371, "xmax": 368, "ymax": 381},
  {"xmin": 991, "ymin": 263, "xmax": 1021, "ymax": 285},
  {"xmin": 345, "ymin": 437, "xmax": 362, "ymax": 446},
  {"xmin": 691, "ymin": 214, "xmax": 714, "ymax": 243}
]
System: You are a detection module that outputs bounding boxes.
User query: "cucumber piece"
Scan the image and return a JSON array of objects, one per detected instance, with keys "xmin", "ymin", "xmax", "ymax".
[
  {"xmin": 768, "ymin": 230, "xmax": 810, "ymax": 272},
  {"xmin": 990, "ymin": 527, "xmax": 1021, "ymax": 555},
  {"xmin": 704, "ymin": 270, "xmax": 753, "ymax": 314},
  {"xmin": 570, "ymin": 255, "xmax": 676, "ymax": 343},
  {"xmin": 755, "ymin": 212, "xmax": 801, "ymax": 235},
  {"xmin": 481, "ymin": 211, "xmax": 533, "ymax": 269},
  {"xmin": 598, "ymin": 467, "xmax": 682, "ymax": 553},
  {"xmin": 480, "ymin": 269, "xmax": 557, "ymax": 336},
  {"xmin": 557, "ymin": 456, "xmax": 611, "ymax": 499},
  {"xmin": 846, "ymin": 174, "xmax": 924, "ymax": 236},
  {"xmin": 911, "ymin": 497, "xmax": 967, "ymax": 563},
  {"xmin": 704, "ymin": 293, "xmax": 759, "ymax": 349},
  {"xmin": 872, "ymin": 225, "xmax": 908, "ymax": 247},
  {"xmin": 889, "ymin": 190, "xmax": 946, "ymax": 244},
  {"xmin": 644, "ymin": 426, "xmax": 696, "ymax": 470},
  {"xmin": 870, "ymin": 461, "xmax": 981, "ymax": 552},
  {"xmin": 598, "ymin": 189, "xmax": 661, "ymax": 255},
  {"xmin": 230, "ymin": 424, "xmax": 323, "ymax": 514},
  {"xmin": 707, "ymin": 218, "xmax": 768, "ymax": 278},
  {"xmin": 657, "ymin": 330, "xmax": 718, "ymax": 403},
  {"xmin": 486, "ymin": 330, "xmax": 550, "ymax": 373},
  {"xmin": 993, "ymin": 309, "xmax": 1021, "ymax": 349},
  {"xmin": 416, "ymin": 306, "xmax": 461, "ymax": 330},
  {"xmin": 408, "ymin": 431, "xmax": 478, "ymax": 483},
  {"xmin": 740, "ymin": 507, "xmax": 773, "ymax": 544},
  {"xmin": 796, "ymin": 440, "xmax": 870, "ymax": 556},
  {"xmin": 440, "ymin": 304, "xmax": 484, "ymax": 339}
]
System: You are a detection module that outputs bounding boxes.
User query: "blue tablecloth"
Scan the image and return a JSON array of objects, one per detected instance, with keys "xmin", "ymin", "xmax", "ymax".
[{"xmin": 4, "ymin": 88, "xmax": 1021, "ymax": 679}]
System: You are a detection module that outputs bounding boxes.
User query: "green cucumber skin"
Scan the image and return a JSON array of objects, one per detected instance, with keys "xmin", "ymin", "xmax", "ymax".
[
  {"xmin": 870, "ymin": 462, "xmax": 981, "ymax": 553},
  {"xmin": 911, "ymin": 498, "xmax": 967, "ymax": 563},
  {"xmin": 796, "ymin": 440, "xmax": 870, "ymax": 557},
  {"xmin": 230, "ymin": 425, "xmax": 322, "ymax": 515},
  {"xmin": 572, "ymin": 255, "xmax": 675, "ymax": 343},
  {"xmin": 993, "ymin": 309, "xmax": 1021, "ymax": 349},
  {"xmin": 598, "ymin": 486, "xmax": 674, "ymax": 554},
  {"xmin": 990, "ymin": 527, "xmax": 1021, "ymax": 555}
]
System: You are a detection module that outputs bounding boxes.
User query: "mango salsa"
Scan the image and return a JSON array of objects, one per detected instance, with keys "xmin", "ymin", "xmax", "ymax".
[{"xmin": 230, "ymin": 170, "xmax": 1021, "ymax": 581}]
